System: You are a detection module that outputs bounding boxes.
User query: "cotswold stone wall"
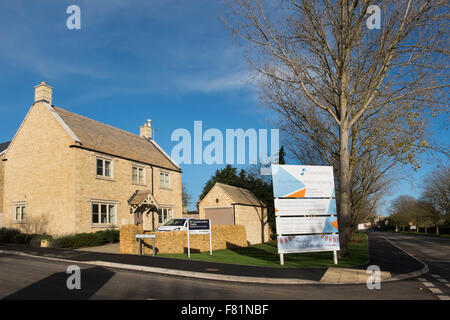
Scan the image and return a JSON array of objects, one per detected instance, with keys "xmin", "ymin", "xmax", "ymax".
[
  {"xmin": 120, "ymin": 224, "xmax": 247, "ymax": 255},
  {"xmin": 120, "ymin": 224, "xmax": 144, "ymax": 255}
]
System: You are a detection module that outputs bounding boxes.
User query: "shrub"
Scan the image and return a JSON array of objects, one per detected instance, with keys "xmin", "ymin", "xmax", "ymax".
[
  {"xmin": 51, "ymin": 229, "xmax": 119, "ymax": 249},
  {"xmin": 0, "ymin": 228, "xmax": 22, "ymax": 243}
]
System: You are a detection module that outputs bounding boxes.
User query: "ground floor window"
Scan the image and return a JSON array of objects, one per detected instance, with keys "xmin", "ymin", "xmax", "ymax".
[
  {"xmin": 92, "ymin": 202, "xmax": 116, "ymax": 225},
  {"xmin": 158, "ymin": 207, "xmax": 173, "ymax": 225},
  {"xmin": 13, "ymin": 204, "xmax": 26, "ymax": 222}
]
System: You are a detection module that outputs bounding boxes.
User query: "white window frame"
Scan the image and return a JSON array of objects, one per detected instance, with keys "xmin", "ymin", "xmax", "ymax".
[
  {"xmin": 160, "ymin": 171, "xmax": 170, "ymax": 189},
  {"xmin": 158, "ymin": 207, "xmax": 173, "ymax": 225},
  {"xmin": 12, "ymin": 202, "xmax": 26, "ymax": 223},
  {"xmin": 91, "ymin": 200, "xmax": 118, "ymax": 227},
  {"xmin": 96, "ymin": 156, "xmax": 113, "ymax": 179},
  {"xmin": 132, "ymin": 164, "xmax": 146, "ymax": 185}
]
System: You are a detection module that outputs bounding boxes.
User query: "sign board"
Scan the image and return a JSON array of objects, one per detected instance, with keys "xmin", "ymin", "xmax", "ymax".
[
  {"xmin": 278, "ymin": 234, "xmax": 340, "ymax": 253},
  {"xmin": 136, "ymin": 234, "xmax": 156, "ymax": 256},
  {"xmin": 187, "ymin": 219, "xmax": 212, "ymax": 257},
  {"xmin": 271, "ymin": 165, "xmax": 335, "ymax": 198},
  {"xmin": 275, "ymin": 198, "xmax": 336, "ymax": 216},
  {"xmin": 271, "ymin": 165, "xmax": 339, "ymax": 265},
  {"xmin": 136, "ymin": 234, "xmax": 156, "ymax": 239},
  {"xmin": 188, "ymin": 219, "xmax": 211, "ymax": 234},
  {"xmin": 276, "ymin": 216, "xmax": 338, "ymax": 235},
  {"xmin": 357, "ymin": 223, "xmax": 366, "ymax": 231}
]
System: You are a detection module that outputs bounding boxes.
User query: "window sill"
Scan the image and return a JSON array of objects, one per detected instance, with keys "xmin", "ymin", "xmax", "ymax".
[
  {"xmin": 96, "ymin": 176, "xmax": 115, "ymax": 182},
  {"xmin": 132, "ymin": 182, "xmax": 147, "ymax": 187},
  {"xmin": 91, "ymin": 224, "xmax": 118, "ymax": 228},
  {"xmin": 160, "ymin": 187, "xmax": 172, "ymax": 191},
  {"xmin": 11, "ymin": 221, "xmax": 26, "ymax": 224}
]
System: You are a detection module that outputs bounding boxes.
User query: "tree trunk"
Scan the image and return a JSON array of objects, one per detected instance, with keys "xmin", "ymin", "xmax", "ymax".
[
  {"xmin": 338, "ymin": 125, "xmax": 352, "ymax": 257},
  {"xmin": 436, "ymin": 225, "xmax": 439, "ymax": 235}
]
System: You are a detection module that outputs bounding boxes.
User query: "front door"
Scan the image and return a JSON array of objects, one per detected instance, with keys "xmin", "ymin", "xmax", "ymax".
[{"xmin": 134, "ymin": 211, "xmax": 143, "ymax": 225}]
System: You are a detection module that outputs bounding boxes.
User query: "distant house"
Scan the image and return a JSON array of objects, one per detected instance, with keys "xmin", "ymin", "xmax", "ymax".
[
  {"xmin": 0, "ymin": 142, "xmax": 10, "ymax": 227},
  {"xmin": 182, "ymin": 210, "xmax": 199, "ymax": 219},
  {"xmin": 0, "ymin": 82, "xmax": 182, "ymax": 235},
  {"xmin": 198, "ymin": 182, "xmax": 269, "ymax": 244}
]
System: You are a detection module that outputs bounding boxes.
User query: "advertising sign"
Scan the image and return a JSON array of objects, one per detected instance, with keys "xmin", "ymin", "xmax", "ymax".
[
  {"xmin": 271, "ymin": 164, "xmax": 335, "ymax": 198},
  {"xmin": 187, "ymin": 219, "xmax": 212, "ymax": 258},
  {"xmin": 188, "ymin": 219, "xmax": 210, "ymax": 234},
  {"xmin": 277, "ymin": 234, "xmax": 340, "ymax": 254},
  {"xmin": 271, "ymin": 164, "xmax": 339, "ymax": 265},
  {"xmin": 275, "ymin": 216, "xmax": 338, "ymax": 235},
  {"xmin": 275, "ymin": 198, "xmax": 336, "ymax": 216}
]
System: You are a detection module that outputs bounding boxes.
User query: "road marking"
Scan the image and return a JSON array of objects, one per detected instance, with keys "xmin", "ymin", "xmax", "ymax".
[
  {"xmin": 422, "ymin": 282, "xmax": 434, "ymax": 287},
  {"xmin": 417, "ymin": 277, "xmax": 427, "ymax": 281},
  {"xmin": 429, "ymin": 288, "xmax": 443, "ymax": 294},
  {"xmin": 437, "ymin": 278, "xmax": 448, "ymax": 283},
  {"xmin": 446, "ymin": 284, "xmax": 450, "ymax": 288},
  {"xmin": 431, "ymin": 274, "xmax": 441, "ymax": 278},
  {"xmin": 438, "ymin": 295, "xmax": 450, "ymax": 300}
]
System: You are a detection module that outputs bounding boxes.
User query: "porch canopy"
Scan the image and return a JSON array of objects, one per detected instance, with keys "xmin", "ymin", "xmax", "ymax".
[{"xmin": 128, "ymin": 190, "xmax": 159, "ymax": 214}]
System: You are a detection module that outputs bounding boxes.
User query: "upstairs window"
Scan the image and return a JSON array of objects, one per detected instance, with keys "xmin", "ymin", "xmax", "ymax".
[
  {"xmin": 97, "ymin": 157, "xmax": 112, "ymax": 178},
  {"xmin": 160, "ymin": 171, "xmax": 170, "ymax": 189},
  {"xmin": 132, "ymin": 165, "xmax": 145, "ymax": 185}
]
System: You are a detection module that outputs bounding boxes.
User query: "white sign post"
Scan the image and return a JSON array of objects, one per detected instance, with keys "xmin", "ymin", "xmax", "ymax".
[
  {"xmin": 136, "ymin": 234, "xmax": 156, "ymax": 256},
  {"xmin": 187, "ymin": 219, "xmax": 212, "ymax": 258},
  {"xmin": 272, "ymin": 165, "xmax": 340, "ymax": 265}
]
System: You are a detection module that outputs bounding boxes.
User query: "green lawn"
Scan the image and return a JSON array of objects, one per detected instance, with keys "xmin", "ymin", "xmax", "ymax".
[{"xmin": 156, "ymin": 233, "xmax": 368, "ymax": 268}]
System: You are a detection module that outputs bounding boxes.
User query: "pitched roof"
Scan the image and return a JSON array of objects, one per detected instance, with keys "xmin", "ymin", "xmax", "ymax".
[
  {"xmin": 215, "ymin": 182, "xmax": 267, "ymax": 207},
  {"xmin": 0, "ymin": 141, "xmax": 10, "ymax": 155},
  {"xmin": 52, "ymin": 106, "xmax": 180, "ymax": 171}
]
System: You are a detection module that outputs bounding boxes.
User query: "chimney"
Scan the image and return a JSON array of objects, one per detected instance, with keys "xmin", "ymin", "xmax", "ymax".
[
  {"xmin": 34, "ymin": 81, "xmax": 53, "ymax": 105},
  {"xmin": 140, "ymin": 119, "xmax": 152, "ymax": 140}
]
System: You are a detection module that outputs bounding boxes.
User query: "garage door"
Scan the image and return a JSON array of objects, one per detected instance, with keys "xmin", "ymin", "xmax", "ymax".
[{"xmin": 204, "ymin": 207, "xmax": 234, "ymax": 226}]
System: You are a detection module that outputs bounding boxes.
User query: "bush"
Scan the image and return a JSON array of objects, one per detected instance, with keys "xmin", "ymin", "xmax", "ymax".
[
  {"xmin": 51, "ymin": 229, "xmax": 119, "ymax": 249},
  {"xmin": 0, "ymin": 228, "xmax": 22, "ymax": 243},
  {"xmin": 0, "ymin": 227, "xmax": 119, "ymax": 249}
]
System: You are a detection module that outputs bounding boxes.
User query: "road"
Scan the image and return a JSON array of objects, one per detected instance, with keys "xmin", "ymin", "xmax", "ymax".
[{"xmin": 0, "ymin": 231, "xmax": 449, "ymax": 300}]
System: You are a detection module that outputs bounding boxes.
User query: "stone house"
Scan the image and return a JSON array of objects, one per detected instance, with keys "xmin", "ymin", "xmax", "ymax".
[
  {"xmin": 198, "ymin": 182, "xmax": 269, "ymax": 244},
  {"xmin": 0, "ymin": 82, "xmax": 182, "ymax": 235}
]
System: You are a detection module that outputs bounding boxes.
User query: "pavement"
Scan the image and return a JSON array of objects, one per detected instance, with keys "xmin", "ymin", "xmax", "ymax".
[{"xmin": 0, "ymin": 231, "xmax": 428, "ymax": 285}]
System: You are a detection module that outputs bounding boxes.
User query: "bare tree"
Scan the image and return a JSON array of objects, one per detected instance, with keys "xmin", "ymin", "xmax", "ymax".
[
  {"xmin": 422, "ymin": 166, "xmax": 450, "ymax": 220},
  {"xmin": 223, "ymin": 0, "xmax": 448, "ymax": 256},
  {"xmin": 182, "ymin": 183, "xmax": 192, "ymax": 212},
  {"xmin": 417, "ymin": 200, "xmax": 444, "ymax": 234}
]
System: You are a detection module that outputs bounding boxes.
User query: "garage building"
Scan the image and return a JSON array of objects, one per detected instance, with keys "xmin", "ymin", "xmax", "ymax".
[{"xmin": 198, "ymin": 182, "xmax": 269, "ymax": 244}]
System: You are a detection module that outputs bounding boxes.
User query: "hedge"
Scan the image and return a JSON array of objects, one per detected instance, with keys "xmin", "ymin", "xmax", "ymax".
[
  {"xmin": 0, "ymin": 228, "xmax": 119, "ymax": 249},
  {"xmin": 0, "ymin": 228, "xmax": 51, "ymax": 246},
  {"xmin": 51, "ymin": 229, "xmax": 119, "ymax": 249}
]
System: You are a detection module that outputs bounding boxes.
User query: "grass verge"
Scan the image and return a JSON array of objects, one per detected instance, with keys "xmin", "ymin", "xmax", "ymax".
[{"xmin": 157, "ymin": 233, "xmax": 368, "ymax": 268}]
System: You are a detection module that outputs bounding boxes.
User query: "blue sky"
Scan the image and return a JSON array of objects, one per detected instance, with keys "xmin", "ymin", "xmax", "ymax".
[{"xmin": 0, "ymin": 1, "xmax": 447, "ymax": 214}]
